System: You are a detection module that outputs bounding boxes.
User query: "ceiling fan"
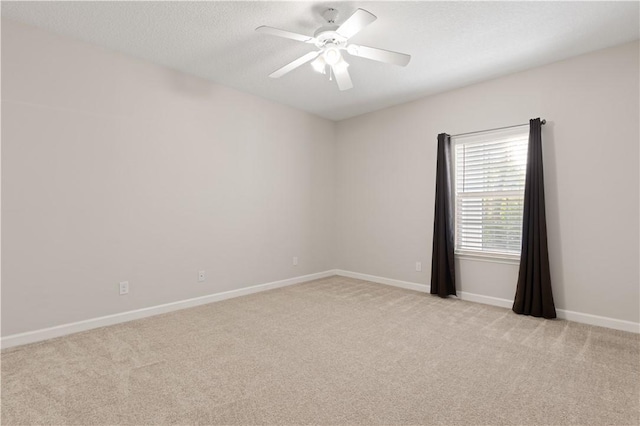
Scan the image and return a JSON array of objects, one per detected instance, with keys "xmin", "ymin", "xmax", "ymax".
[{"xmin": 256, "ymin": 8, "xmax": 411, "ymax": 91}]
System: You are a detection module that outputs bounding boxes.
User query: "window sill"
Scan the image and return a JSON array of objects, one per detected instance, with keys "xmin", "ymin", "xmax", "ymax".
[{"xmin": 455, "ymin": 252, "xmax": 520, "ymax": 265}]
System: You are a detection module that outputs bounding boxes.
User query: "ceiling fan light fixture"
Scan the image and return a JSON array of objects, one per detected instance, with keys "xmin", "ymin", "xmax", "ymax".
[
  {"xmin": 311, "ymin": 56, "xmax": 327, "ymax": 74},
  {"xmin": 324, "ymin": 45, "xmax": 341, "ymax": 65}
]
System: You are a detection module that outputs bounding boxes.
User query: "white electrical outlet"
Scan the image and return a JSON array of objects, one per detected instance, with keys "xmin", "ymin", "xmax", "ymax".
[
  {"xmin": 119, "ymin": 281, "xmax": 129, "ymax": 295},
  {"xmin": 198, "ymin": 270, "xmax": 205, "ymax": 282},
  {"xmin": 415, "ymin": 262, "xmax": 422, "ymax": 272},
  {"xmin": 293, "ymin": 256, "xmax": 298, "ymax": 266}
]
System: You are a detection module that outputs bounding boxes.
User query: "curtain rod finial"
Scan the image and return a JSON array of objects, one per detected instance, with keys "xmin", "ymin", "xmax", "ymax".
[{"xmin": 541, "ymin": 119, "xmax": 547, "ymax": 125}]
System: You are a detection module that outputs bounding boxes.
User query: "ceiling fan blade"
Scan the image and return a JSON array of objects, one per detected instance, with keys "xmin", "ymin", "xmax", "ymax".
[
  {"xmin": 347, "ymin": 44, "xmax": 411, "ymax": 67},
  {"xmin": 336, "ymin": 9, "xmax": 377, "ymax": 39},
  {"xmin": 256, "ymin": 26, "xmax": 316, "ymax": 43},
  {"xmin": 269, "ymin": 51, "xmax": 321, "ymax": 78},
  {"xmin": 332, "ymin": 65, "xmax": 353, "ymax": 91}
]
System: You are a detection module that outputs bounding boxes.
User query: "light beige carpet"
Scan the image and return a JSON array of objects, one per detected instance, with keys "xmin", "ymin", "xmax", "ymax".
[{"xmin": 2, "ymin": 276, "xmax": 639, "ymax": 425}]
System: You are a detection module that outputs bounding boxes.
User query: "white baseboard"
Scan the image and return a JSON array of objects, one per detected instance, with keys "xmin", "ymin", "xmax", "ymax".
[
  {"xmin": 457, "ymin": 291, "xmax": 513, "ymax": 309},
  {"xmin": 554, "ymin": 309, "xmax": 640, "ymax": 333},
  {"xmin": 4, "ymin": 269, "xmax": 637, "ymax": 349},
  {"xmin": 457, "ymin": 291, "xmax": 640, "ymax": 333},
  {"xmin": 335, "ymin": 270, "xmax": 429, "ymax": 293},
  {"xmin": 336, "ymin": 270, "xmax": 639, "ymax": 334},
  {"xmin": 1, "ymin": 270, "xmax": 338, "ymax": 350},
  {"xmin": 459, "ymin": 291, "xmax": 640, "ymax": 333}
]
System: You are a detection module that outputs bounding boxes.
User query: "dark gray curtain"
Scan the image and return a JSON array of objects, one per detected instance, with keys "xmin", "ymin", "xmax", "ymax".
[
  {"xmin": 431, "ymin": 133, "xmax": 456, "ymax": 297},
  {"xmin": 513, "ymin": 118, "xmax": 556, "ymax": 318}
]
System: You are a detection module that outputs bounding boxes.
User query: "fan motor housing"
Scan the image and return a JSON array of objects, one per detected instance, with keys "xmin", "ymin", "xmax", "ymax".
[{"xmin": 313, "ymin": 26, "xmax": 346, "ymax": 48}]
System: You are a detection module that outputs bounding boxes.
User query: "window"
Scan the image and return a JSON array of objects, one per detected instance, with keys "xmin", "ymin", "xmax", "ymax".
[{"xmin": 452, "ymin": 126, "xmax": 528, "ymax": 259}]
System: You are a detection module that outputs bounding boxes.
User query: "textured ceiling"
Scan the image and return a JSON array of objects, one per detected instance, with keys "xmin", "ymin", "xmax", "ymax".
[{"xmin": 2, "ymin": 1, "xmax": 639, "ymax": 121}]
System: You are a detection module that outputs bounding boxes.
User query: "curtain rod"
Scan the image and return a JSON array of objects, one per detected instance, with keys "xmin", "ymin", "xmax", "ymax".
[{"xmin": 451, "ymin": 119, "xmax": 546, "ymax": 138}]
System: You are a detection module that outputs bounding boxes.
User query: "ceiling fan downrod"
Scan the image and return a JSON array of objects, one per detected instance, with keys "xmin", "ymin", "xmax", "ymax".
[{"xmin": 322, "ymin": 8, "xmax": 339, "ymax": 24}]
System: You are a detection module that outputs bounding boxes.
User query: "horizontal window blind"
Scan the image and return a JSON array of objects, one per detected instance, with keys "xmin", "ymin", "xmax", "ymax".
[{"xmin": 453, "ymin": 127, "xmax": 529, "ymax": 257}]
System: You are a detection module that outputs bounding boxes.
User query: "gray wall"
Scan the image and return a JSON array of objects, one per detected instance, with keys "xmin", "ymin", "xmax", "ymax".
[
  {"xmin": 335, "ymin": 41, "xmax": 639, "ymax": 323},
  {"xmin": 1, "ymin": 20, "xmax": 336, "ymax": 336}
]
